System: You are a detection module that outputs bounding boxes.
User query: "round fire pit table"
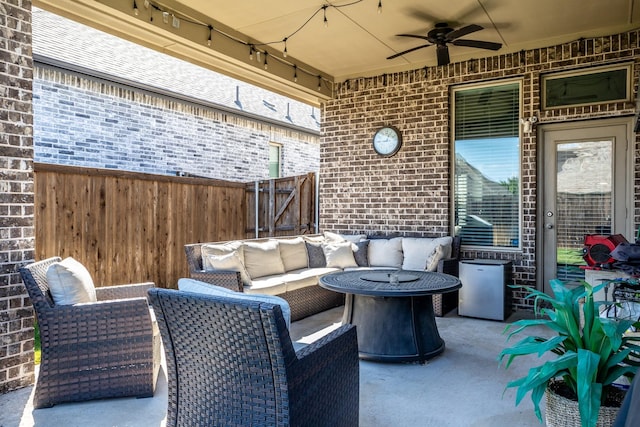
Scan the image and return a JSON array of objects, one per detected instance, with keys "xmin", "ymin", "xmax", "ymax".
[{"xmin": 319, "ymin": 269, "xmax": 461, "ymax": 363}]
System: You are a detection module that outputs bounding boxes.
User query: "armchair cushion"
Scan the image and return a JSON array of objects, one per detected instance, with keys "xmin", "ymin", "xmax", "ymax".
[
  {"xmin": 46, "ymin": 257, "xmax": 97, "ymax": 305},
  {"xmin": 177, "ymin": 278, "xmax": 292, "ymax": 328}
]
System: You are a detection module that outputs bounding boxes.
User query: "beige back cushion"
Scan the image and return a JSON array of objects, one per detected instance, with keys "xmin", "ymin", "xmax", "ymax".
[
  {"xmin": 275, "ymin": 237, "xmax": 309, "ymax": 271},
  {"xmin": 46, "ymin": 257, "xmax": 97, "ymax": 305},
  {"xmin": 201, "ymin": 241, "xmax": 244, "ymax": 270},
  {"xmin": 402, "ymin": 237, "xmax": 451, "ymax": 271},
  {"xmin": 205, "ymin": 252, "xmax": 252, "ymax": 286},
  {"xmin": 242, "ymin": 240, "xmax": 286, "ymax": 279},
  {"xmin": 368, "ymin": 237, "xmax": 403, "ymax": 268}
]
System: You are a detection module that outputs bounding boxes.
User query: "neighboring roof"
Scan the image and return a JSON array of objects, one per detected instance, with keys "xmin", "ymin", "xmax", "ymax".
[{"xmin": 31, "ymin": 8, "xmax": 321, "ymax": 133}]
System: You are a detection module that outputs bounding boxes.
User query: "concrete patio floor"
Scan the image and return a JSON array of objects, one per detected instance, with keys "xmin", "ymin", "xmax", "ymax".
[{"xmin": 0, "ymin": 307, "xmax": 548, "ymax": 427}]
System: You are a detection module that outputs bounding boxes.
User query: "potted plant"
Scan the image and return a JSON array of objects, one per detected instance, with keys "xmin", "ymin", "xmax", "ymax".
[{"xmin": 499, "ymin": 279, "xmax": 640, "ymax": 427}]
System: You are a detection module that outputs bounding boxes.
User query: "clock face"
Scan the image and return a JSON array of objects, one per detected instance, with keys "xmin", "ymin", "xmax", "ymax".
[{"xmin": 373, "ymin": 126, "xmax": 402, "ymax": 157}]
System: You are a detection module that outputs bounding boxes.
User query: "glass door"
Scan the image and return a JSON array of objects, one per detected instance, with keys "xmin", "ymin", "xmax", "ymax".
[{"xmin": 539, "ymin": 119, "xmax": 631, "ymax": 292}]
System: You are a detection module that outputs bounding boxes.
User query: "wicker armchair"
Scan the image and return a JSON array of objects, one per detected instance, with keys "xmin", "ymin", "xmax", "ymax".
[
  {"xmin": 148, "ymin": 288, "xmax": 360, "ymax": 427},
  {"xmin": 20, "ymin": 257, "xmax": 161, "ymax": 408}
]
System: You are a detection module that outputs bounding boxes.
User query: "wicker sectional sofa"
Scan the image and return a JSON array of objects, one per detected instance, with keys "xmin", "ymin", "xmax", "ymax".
[{"xmin": 184, "ymin": 232, "xmax": 461, "ymax": 321}]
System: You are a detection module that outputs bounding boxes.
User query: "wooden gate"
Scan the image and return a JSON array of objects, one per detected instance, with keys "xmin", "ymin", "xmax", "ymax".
[{"xmin": 245, "ymin": 172, "xmax": 316, "ymax": 238}]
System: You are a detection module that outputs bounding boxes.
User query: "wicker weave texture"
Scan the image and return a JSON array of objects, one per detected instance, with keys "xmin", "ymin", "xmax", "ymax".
[
  {"xmin": 545, "ymin": 385, "xmax": 620, "ymax": 427},
  {"xmin": 149, "ymin": 288, "xmax": 359, "ymax": 427},
  {"xmin": 20, "ymin": 257, "xmax": 161, "ymax": 408}
]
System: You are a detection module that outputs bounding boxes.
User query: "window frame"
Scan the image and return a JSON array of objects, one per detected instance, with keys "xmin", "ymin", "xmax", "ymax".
[
  {"xmin": 541, "ymin": 63, "xmax": 632, "ymax": 110},
  {"xmin": 268, "ymin": 142, "xmax": 282, "ymax": 178},
  {"xmin": 450, "ymin": 78, "xmax": 524, "ymax": 252}
]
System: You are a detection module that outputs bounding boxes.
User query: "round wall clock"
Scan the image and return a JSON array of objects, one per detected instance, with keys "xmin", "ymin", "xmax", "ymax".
[{"xmin": 372, "ymin": 126, "xmax": 402, "ymax": 157}]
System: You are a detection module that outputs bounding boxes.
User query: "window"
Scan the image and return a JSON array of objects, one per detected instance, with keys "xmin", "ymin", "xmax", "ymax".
[
  {"xmin": 542, "ymin": 64, "xmax": 631, "ymax": 109},
  {"xmin": 452, "ymin": 81, "xmax": 521, "ymax": 249},
  {"xmin": 269, "ymin": 143, "xmax": 281, "ymax": 178}
]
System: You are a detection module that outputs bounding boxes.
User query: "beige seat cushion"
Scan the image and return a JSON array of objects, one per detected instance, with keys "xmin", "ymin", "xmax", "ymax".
[
  {"xmin": 284, "ymin": 267, "xmax": 341, "ymax": 292},
  {"xmin": 243, "ymin": 240, "xmax": 286, "ymax": 279},
  {"xmin": 46, "ymin": 257, "xmax": 97, "ymax": 305},
  {"xmin": 275, "ymin": 237, "xmax": 309, "ymax": 271},
  {"xmin": 368, "ymin": 237, "xmax": 403, "ymax": 268},
  {"xmin": 323, "ymin": 242, "xmax": 358, "ymax": 268},
  {"xmin": 244, "ymin": 275, "xmax": 287, "ymax": 296}
]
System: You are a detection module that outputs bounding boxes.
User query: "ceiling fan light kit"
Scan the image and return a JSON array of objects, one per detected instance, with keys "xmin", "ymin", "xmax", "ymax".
[{"xmin": 388, "ymin": 22, "xmax": 502, "ymax": 66}]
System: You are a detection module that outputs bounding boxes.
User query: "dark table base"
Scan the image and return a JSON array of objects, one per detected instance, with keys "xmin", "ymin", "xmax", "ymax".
[{"xmin": 342, "ymin": 293, "xmax": 444, "ymax": 363}]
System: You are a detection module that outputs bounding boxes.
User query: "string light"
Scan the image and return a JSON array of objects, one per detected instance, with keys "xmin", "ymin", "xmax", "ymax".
[
  {"xmin": 378, "ymin": 0, "xmax": 382, "ymax": 13},
  {"xmin": 131, "ymin": 0, "xmax": 375, "ymax": 93}
]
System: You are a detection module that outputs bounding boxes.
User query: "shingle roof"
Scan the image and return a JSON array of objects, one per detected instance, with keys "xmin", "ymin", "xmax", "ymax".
[{"xmin": 32, "ymin": 8, "xmax": 321, "ymax": 132}]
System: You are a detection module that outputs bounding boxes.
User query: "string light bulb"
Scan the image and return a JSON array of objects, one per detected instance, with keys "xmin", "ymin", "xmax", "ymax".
[
  {"xmin": 323, "ymin": 5, "xmax": 328, "ymax": 28},
  {"xmin": 293, "ymin": 65, "xmax": 298, "ymax": 82},
  {"xmin": 207, "ymin": 25, "xmax": 213, "ymax": 46},
  {"xmin": 317, "ymin": 75, "xmax": 322, "ymax": 91},
  {"xmin": 378, "ymin": 0, "xmax": 382, "ymax": 13},
  {"xmin": 133, "ymin": 0, "xmax": 139, "ymax": 15},
  {"xmin": 283, "ymin": 38, "xmax": 288, "ymax": 58},
  {"xmin": 249, "ymin": 45, "xmax": 254, "ymax": 60},
  {"xmin": 263, "ymin": 52, "xmax": 268, "ymax": 70}
]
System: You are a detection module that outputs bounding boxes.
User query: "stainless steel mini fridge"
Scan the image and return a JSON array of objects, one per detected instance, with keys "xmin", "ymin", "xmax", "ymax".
[{"xmin": 458, "ymin": 259, "xmax": 512, "ymax": 321}]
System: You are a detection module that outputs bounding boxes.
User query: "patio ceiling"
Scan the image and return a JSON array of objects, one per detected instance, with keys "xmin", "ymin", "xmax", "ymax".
[{"xmin": 35, "ymin": 0, "xmax": 639, "ymax": 105}]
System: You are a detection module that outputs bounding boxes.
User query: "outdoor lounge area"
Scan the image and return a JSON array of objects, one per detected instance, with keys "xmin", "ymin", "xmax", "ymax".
[
  {"xmin": 0, "ymin": 306, "xmax": 549, "ymax": 427},
  {"xmin": 3, "ymin": 2, "xmax": 640, "ymax": 427}
]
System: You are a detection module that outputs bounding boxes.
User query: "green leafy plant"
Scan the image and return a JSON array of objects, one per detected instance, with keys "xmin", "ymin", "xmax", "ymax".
[{"xmin": 499, "ymin": 279, "xmax": 640, "ymax": 427}]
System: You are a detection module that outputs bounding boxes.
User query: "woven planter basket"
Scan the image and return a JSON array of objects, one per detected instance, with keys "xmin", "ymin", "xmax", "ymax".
[{"xmin": 545, "ymin": 384, "xmax": 620, "ymax": 427}]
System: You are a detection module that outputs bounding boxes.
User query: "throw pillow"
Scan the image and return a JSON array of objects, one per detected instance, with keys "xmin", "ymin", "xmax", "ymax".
[
  {"xmin": 205, "ymin": 251, "xmax": 251, "ymax": 286},
  {"xmin": 353, "ymin": 240, "xmax": 369, "ymax": 267},
  {"xmin": 201, "ymin": 241, "xmax": 244, "ymax": 270},
  {"xmin": 368, "ymin": 237, "xmax": 403, "ymax": 268},
  {"xmin": 46, "ymin": 257, "xmax": 97, "ymax": 305},
  {"xmin": 401, "ymin": 238, "xmax": 440, "ymax": 271},
  {"xmin": 323, "ymin": 242, "xmax": 358, "ymax": 269},
  {"xmin": 426, "ymin": 244, "xmax": 446, "ymax": 272},
  {"xmin": 305, "ymin": 241, "xmax": 327, "ymax": 268},
  {"xmin": 177, "ymin": 278, "xmax": 291, "ymax": 329},
  {"xmin": 242, "ymin": 240, "xmax": 286, "ymax": 279},
  {"xmin": 275, "ymin": 237, "xmax": 308, "ymax": 271},
  {"xmin": 324, "ymin": 231, "xmax": 367, "ymax": 243}
]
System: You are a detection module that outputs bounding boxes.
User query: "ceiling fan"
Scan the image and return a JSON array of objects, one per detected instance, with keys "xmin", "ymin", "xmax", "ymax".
[{"xmin": 387, "ymin": 22, "xmax": 502, "ymax": 66}]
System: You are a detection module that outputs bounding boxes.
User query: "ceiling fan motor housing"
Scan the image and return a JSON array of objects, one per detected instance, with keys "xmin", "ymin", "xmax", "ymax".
[{"xmin": 582, "ymin": 234, "xmax": 628, "ymax": 267}]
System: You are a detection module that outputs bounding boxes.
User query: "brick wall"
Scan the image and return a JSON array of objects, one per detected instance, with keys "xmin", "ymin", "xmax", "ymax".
[
  {"xmin": 320, "ymin": 31, "xmax": 639, "ymax": 310},
  {"xmin": 33, "ymin": 66, "xmax": 319, "ymax": 182},
  {"xmin": 0, "ymin": 0, "xmax": 35, "ymax": 393}
]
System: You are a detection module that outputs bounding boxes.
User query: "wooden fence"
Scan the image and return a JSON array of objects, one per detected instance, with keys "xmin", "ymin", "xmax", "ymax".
[{"xmin": 34, "ymin": 163, "xmax": 315, "ymax": 288}]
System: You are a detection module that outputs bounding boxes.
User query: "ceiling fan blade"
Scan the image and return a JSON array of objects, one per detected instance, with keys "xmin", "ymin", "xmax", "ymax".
[
  {"xmin": 445, "ymin": 24, "xmax": 483, "ymax": 41},
  {"xmin": 387, "ymin": 44, "xmax": 432, "ymax": 60},
  {"xmin": 452, "ymin": 39, "xmax": 502, "ymax": 51},
  {"xmin": 436, "ymin": 44, "xmax": 450, "ymax": 66},
  {"xmin": 396, "ymin": 34, "xmax": 430, "ymax": 41}
]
